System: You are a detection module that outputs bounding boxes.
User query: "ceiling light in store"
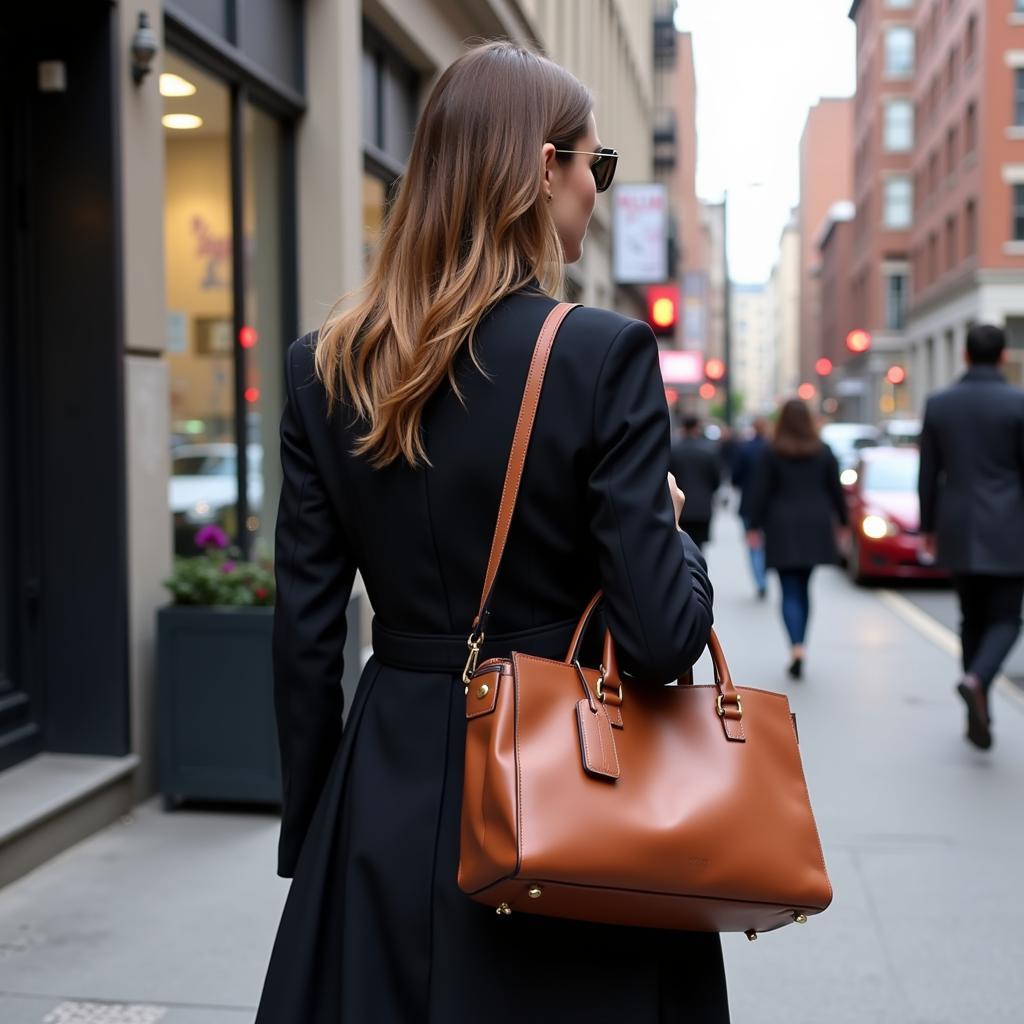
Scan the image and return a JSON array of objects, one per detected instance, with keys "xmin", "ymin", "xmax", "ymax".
[
  {"xmin": 160, "ymin": 73, "xmax": 196, "ymax": 97},
  {"xmin": 162, "ymin": 113, "xmax": 203, "ymax": 130}
]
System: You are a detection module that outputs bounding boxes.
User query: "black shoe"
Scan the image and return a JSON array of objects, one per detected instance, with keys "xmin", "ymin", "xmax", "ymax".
[
  {"xmin": 787, "ymin": 657, "xmax": 803, "ymax": 680},
  {"xmin": 956, "ymin": 677, "xmax": 992, "ymax": 750}
]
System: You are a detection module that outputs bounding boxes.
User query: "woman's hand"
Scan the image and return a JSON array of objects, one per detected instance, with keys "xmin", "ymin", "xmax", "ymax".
[
  {"xmin": 668, "ymin": 472, "xmax": 686, "ymax": 526},
  {"xmin": 746, "ymin": 529, "xmax": 763, "ymax": 550}
]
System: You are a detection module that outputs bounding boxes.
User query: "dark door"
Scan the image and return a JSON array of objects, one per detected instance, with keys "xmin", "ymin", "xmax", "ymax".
[{"xmin": 0, "ymin": 37, "xmax": 43, "ymax": 770}]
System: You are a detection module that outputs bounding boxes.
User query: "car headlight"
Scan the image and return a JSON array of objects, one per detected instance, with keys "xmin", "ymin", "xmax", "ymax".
[
  {"xmin": 840, "ymin": 468, "xmax": 858, "ymax": 487},
  {"xmin": 861, "ymin": 513, "xmax": 898, "ymax": 540}
]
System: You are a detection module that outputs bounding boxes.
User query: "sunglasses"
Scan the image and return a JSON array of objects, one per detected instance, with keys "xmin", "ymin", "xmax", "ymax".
[{"xmin": 553, "ymin": 146, "xmax": 619, "ymax": 193}]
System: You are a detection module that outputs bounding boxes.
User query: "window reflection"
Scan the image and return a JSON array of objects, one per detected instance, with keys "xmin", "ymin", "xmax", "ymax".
[{"xmin": 163, "ymin": 54, "xmax": 235, "ymax": 555}]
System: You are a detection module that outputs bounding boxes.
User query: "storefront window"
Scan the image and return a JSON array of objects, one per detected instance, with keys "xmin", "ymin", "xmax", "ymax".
[
  {"xmin": 163, "ymin": 51, "xmax": 290, "ymax": 558},
  {"xmin": 243, "ymin": 103, "xmax": 285, "ymax": 560},
  {"xmin": 163, "ymin": 55, "xmax": 236, "ymax": 555}
]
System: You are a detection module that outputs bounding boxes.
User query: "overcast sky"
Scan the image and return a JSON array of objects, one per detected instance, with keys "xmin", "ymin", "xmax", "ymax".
[{"xmin": 674, "ymin": 0, "xmax": 857, "ymax": 284}]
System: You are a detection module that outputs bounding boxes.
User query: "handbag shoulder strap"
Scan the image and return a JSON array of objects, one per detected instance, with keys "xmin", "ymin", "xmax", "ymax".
[{"xmin": 466, "ymin": 301, "xmax": 580, "ymax": 653}]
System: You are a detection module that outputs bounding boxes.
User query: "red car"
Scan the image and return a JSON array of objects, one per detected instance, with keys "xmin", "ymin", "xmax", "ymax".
[{"xmin": 841, "ymin": 446, "xmax": 949, "ymax": 584}]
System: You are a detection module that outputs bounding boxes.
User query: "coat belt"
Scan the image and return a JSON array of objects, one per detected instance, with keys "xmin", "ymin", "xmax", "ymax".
[{"xmin": 371, "ymin": 616, "xmax": 579, "ymax": 673}]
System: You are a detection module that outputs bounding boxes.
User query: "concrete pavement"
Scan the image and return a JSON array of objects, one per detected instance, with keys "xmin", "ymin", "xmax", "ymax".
[{"xmin": 0, "ymin": 512, "xmax": 1022, "ymax": 1022}]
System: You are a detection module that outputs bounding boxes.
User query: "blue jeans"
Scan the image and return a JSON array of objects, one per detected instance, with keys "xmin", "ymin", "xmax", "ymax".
[
  {"xmin": 778, "ymin": 568, "xmax": 813, "ymax": 646},
  {"xmin": 741, "ymin": 515, "xmax": 768, "ymax": 593}
]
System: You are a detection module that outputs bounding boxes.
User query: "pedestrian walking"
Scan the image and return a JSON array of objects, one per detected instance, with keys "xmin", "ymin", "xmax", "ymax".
[
  {"xmin": 918, "ymin": 323, "xmax": 1024, "ymax": 751},
  {"xmin": 255, "ymin": 42, "xmax": 727, "ymax": 1023},
  {"xmin": 731, "ymin": 417, "xmax": 770, "ymax": 599},
  {"xmin": 669, "ymin": 415, "xmax": 722, "ymax": 548},
  {"xmin": 747, "ymin": 399, "xmax": 849, "ymax": 679}
]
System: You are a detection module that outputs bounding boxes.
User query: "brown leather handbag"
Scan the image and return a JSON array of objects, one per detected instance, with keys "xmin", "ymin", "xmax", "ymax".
[{"xmin": 457, "ymin": 302, "xmax": 833, "ymax": 939}]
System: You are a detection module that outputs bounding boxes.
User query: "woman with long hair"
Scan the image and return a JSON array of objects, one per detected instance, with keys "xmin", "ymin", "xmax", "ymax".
[
  {"xmin": 747, "ymin": 399, "xmax": 848, "ymax": 679},
  {"xmin": 255, "ymin": 42, "xmax": 726, "ymax": 1022}
]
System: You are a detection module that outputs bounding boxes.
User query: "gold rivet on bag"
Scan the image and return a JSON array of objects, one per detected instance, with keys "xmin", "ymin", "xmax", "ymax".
[
  {"xmin": 793, "ymin": 912, "xmax": 808, "ymax": 924},
  {"xmin": 745, "ymin": 929, "xmax": 758, "ymax": 942},
  {"xmin": 528, "ymin": 886, "xmax": 543, "ymax": 899},
  {"xmin": 496, "ymin": 902, "xmax": 512, "ymax": 916},
  {"xmin": 476, "ymin": 683, "xmax": 490, "ymax": 700}
]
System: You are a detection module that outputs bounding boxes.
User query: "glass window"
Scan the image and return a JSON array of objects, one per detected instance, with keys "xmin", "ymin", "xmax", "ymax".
[
  {"xmin": 965, "ymin": 102, "xmax": 977, "ymax": 153},
  {"xmin": 883, "ymin": 176, "xmax": 913, "ymax": 229},
  {"xmin": 885, "ymin": 27, "xmax": 915, "ymax": 78},
  {"xmin": 863, "ymin": 455, "xmax": 919, "ymax": 492},
  {"xmin": 1013, "ymin": 184, "xmax": 1024, "ymax": 241},
  {"xmin": 1015, "ymin": 70, "xmax": 1024, "ymax": 126},
  {"xmin": 883, "ymin": 99, "xmax": 914, "ymax": 151},
  {"xmin": 885, "ymin": 0, "xmax": 913, "ymax": 7},
  {"xmin": 242, "ymin": 102, "xmax": 286, "ymax": 560},
  {"xmin": 163, "ymin": 55, "xmax": 235, "ymax": 556},
  {"xmin": 163, "ymin": 52, "xmax": 290, "ymax": 559},
  {"xmin": 965, "ymin": 199, "xmax": 977, "ymax": 254},
  {"xmin": 886, "ymin": 273, "xmax": 907, "ymax": 330}
]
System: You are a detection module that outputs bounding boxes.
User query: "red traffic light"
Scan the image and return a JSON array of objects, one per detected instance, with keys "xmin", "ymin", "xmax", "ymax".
[
  {"xmin": 705, "ymin": 358, "xmax": 726, "ymax": 381},
  {"xmin": 646, "ymin": 285, "xmax": 679, "ymax": 336},
  {"xmin": 886, "ymin": 365, "xmax": 906, "ymax": 385},
  {"xmin": 699, "ymin": 382, "xmax": 716, "ymax": 400},
  {"xmin": 797, "ymin": 383, "xmax": 816, "ymax": 401},
  {"xmin": 846, "ymin": 329, "xmax": 871, "ymax": 354},
  {"xmin": 815, "ymin": 357, "xmax": 833, "ymax": 376}
]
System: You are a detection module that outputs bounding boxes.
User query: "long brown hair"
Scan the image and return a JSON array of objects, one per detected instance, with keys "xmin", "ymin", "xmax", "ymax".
[
  {"xmin": 315, "ymin": 41, "xmax": 593, "ymax": 467},
  {"xmin": 772, "ymin": 399, "xmax": 822, "ymax": 458}
]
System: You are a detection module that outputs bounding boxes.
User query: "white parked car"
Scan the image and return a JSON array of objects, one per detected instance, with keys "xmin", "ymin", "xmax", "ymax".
[{"xmin": 170, "ymin": 443, "xmax": 264, "ymax": 528}]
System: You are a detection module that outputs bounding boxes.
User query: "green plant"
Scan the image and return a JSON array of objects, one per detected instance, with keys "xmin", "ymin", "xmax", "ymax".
[{"xmin": 163, "ymin": 525, "xmax": 275, "ymax": 607}]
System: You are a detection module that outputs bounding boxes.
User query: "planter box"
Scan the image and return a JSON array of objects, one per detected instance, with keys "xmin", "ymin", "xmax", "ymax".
[{"xmin": 157, "ymin": 597, "xmax": 361, "ymax": 808}]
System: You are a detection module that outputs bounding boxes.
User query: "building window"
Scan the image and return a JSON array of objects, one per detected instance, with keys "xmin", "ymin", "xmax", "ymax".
[
  {"xmin": 947, "ymin": 49, "xmax": 957, "ymax": 92},
  {"xmin": 965, "ymin": 101, "xmax": 977, "ymax": 154},
  {"xmin": 1013, "ymin": 184, "xmax": 1024, "ymax": 241},
  {"xmin": 965, "ymin": 15, "xmax": 977, "ymax": 63},
  {"xmin": 886, "ymin": 273, "xmax": 907, "ymax": 330},
  {"xmin": 163, "ymin": 53, "xmax": 292, "ymax": 559},
  {"xmin": 946, "ymin": 215, "xmax": 958, "ymax": 270},
  {"xmin": 965, "ymin": 199, "xmax": 977, "ymax": 255},
  {"xmin": 884, "ymin": 176, "xmax": 913, "ymax": 228},
  {"xmin": 928, "ymin": 232, "xmax": 938, "ymax": 282},
  {"xmin": 1016, "ymin": 70, "xmax": 1024, "ymax": 126},
  {"xmin": 929, "ymin": 151, "xmax": 940, "ymax": 196},
  {"xmin": 884, "ymin": 99, "xmax": 914, "ymax": 151},
  {"xmin": 885, "ymin": 26, "xmax": 915, "ymax": 78},
  {"xmin": 946, "ymin": 126, "xmax": 958, "ymax": 177}
]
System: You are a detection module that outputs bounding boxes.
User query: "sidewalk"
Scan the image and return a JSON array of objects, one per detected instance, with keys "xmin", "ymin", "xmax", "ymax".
[{"xmin": 0, "ymin": 513, "xmax": 1022, "ymax": 1022}]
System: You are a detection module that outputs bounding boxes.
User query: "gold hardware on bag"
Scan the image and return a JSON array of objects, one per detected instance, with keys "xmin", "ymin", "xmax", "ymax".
[
  {"xmin": 496, "ymin": 902, "xmax": 512, "ymax": 916},
  {"xmin": 527, "ymin": 886, "xmax": 543, "ymax": 899},
  {"xmin": 716, "ymin": 693, "xmax": 743, "ymax": 719},
  {"xmin": 476, "ymin": 683, "xmax": 490, "ymax": 700},
  {"xmin": 793, "ymin": 912, "xmax": 807, "ymax": 924},
  {"xmin": 462, "ymin": 631, "xmax": 484, "ymax": 687},
  {"xmin": 745, "ymin": 929, "xmax": 758, "ymax": 941},
  {"xmin": 596, "ymin": 670, "xmax": 623, "ymax": 706}
]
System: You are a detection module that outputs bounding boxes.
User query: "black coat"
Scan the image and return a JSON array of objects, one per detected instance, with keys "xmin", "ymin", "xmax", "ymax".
[
  {"xmin": 255, "ymin": 289, "xmax": 727, "ymax": 1023},
  {"xmin": 731, "ymin": 435, "xmax": 768, "ymax": 522},
  {"xmin": 748, "ymin": 444, "xmax": 848, "ymax": 570},
  {"xmin": 668, "ymin": 437, "xmax": 721, "ymax": 525},
  {"xmin": 919, "ymin": 365, "xmax": 1024, "ymax": 575}
]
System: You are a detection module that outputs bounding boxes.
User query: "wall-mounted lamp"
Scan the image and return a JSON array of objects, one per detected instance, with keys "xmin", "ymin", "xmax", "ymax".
[{"xmin": 131, "ymin": 11, "xmax": 159, "ymax": 85}]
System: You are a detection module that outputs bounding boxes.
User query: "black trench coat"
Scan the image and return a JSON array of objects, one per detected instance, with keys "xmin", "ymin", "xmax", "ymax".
[
  {"xmin": 747, "ymin": 445, "xmax": 848, "ymax": 570},
  {"xmin": 255, "ymin": 288, "xmax": 729, "ymax": 1023}
]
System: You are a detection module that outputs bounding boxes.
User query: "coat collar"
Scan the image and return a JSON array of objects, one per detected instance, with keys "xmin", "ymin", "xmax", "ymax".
[{"xmin": 960, "ymin": 365, "xmax": 1006, "ymax": 384}]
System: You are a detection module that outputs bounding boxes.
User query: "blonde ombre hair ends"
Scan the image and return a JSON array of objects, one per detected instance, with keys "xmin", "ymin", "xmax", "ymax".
[{"xmin": 314, "ymin": 41, "xmax": 592, "ymax": 467}]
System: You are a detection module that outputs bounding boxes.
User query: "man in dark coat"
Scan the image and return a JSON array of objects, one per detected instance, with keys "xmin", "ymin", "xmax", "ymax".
[
  {"xmin": 919, "ymin": 323, "xmax": 1024, "ymax": 750},
  {"xmin": 669, "ymin": 415, "xmax": 722, "ymax": 549}
]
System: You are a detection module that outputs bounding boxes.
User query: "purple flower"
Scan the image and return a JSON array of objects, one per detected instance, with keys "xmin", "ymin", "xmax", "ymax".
[
  {"xmin": 195, "ymin": 524, "xmax": 229, "ymax": 550},
  {"xmin": 220, "ymin": 560, "xmax": 237, "ymax": 574}
]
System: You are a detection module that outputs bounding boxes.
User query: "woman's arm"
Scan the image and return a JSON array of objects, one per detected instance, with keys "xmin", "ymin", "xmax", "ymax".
[
  {"xmin": 586, "ymin": 320, "xmax": 713, "ymax": 683},
  {"xmin": 272, "ymin": 339, "xmax": 357, "ymax": 878}
]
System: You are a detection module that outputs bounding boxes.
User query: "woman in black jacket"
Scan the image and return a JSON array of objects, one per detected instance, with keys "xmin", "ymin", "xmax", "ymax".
[
  {"xmin": 747, "ymin": 400, "xmax": 848, "ymax": 680},
  {"xmin": 255, "ymin": 42, "xmax": 725, "ymax": 1023}
]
